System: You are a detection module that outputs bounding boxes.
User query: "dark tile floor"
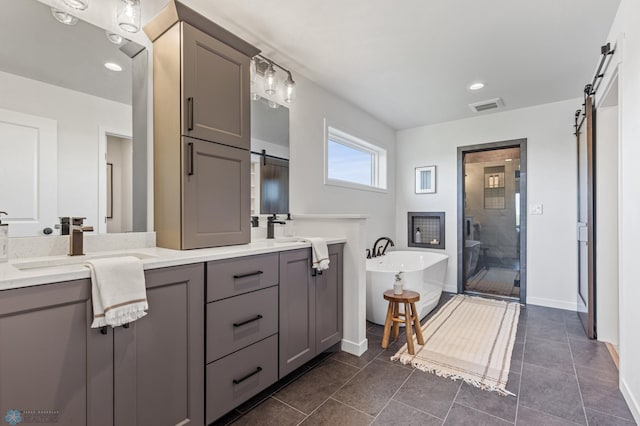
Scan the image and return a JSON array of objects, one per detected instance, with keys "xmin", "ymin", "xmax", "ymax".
[{"xmin": 213, "ymin": 294, "xmax": 637, "ymax": 425}]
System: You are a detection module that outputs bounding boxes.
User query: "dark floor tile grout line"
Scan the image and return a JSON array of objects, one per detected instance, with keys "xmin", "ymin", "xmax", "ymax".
[
  {"xmin": 517, "ymin": 404, "xmax": 585, "ymax": 426},
  {"xmin": 330, "ymin": 356, "xmax": 365, "ymax": 370},
  {"xmin": 514, "ymin": 312, "xmax": 526, "ymax": 424},
  {"xmin": 388, "ymin": 397, "xmax": 446, "ymax": 422},
  {"xmin": 325, "ymin": 396, "xmax": 377, "ymax": 422},
  {"xmin": 454, "ymin": 400, "xmax": 515, "ymax": 424},
  {"xmin": 368, "ymin": 369, "xmax": 417, "ymax": 425},
  {"xmin": 294, "ymin": 355, "xmax": 370, "ymax": 425},
  {"xmin": 441, "ymin": 377, "xmax": 464, "ymax": 424},
  {"xmin": 270, "ymin": 395, "xmax": 311, "ymax": 417},
  {"xmin": 567, "ymin": 330, "xmax": 590, "ymax": 426},
  {"xmin": 587, "ymin": 406, "xmax": 637, "ymax": 423}
]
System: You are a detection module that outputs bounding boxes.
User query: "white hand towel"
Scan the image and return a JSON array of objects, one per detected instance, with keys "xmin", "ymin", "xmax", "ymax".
[
  {"xmin": 304, "ymin": 237, "xmax": 330, "ymax": 271},
  {"xmin": 86, "ymin": 256, "xmax": 148, "ymax": 328}
]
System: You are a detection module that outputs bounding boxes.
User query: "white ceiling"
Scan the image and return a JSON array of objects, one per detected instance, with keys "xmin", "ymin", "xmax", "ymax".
[
  {"xmin": 0, "ymin": 0, "xmax": 132, "ymax": 104},
  {"xmin": 142, "ymin": 0, "xmax": 620, "ymax": 130}
]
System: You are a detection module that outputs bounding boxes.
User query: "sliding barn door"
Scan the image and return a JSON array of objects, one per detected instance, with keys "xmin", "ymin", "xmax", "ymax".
[{"xmin": 577, "ymin": 96, "xmax": 596, "ymax": 339}]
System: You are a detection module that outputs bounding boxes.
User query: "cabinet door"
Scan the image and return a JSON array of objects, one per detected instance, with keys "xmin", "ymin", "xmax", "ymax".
[
  {"xmin": 279, "ymin": 248, "xmax": 316, "ymax": 378},
  {"xmin": 114, "ymin": 264, "xmax": 204, "ymax": 426},
  {"xmin": 0, "ymin": 280, "xmax": 113, "ymax": 426},
  {"xmin": 182, "ymin": 22, "xmax": 250, "ymax": 149},
  {"xmin": 316, "ymin": 244, "xmax": 344, "ymax": 353},
  {"xmin": 183, "ymin": 137, "xmax": 250, "ymax": 249}
]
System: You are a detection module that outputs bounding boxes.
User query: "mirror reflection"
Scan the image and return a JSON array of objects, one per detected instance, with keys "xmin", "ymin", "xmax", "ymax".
[
  {"xmin": 0, "ymin": 0, "xmax": 146, "ymax": 237},
  {"xmin": 250, "ymin": 98, "xmax": 290, "ymax": 216}
]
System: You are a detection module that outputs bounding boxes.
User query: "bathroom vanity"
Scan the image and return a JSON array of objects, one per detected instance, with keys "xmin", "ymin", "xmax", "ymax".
[{"xmin": 0, "ymin": 239, "xmax": 344, "ymax": 425}]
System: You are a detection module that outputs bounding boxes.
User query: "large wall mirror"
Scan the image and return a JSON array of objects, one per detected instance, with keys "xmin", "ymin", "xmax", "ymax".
[
  {"xmin": 250, "ymin": 98, "xmax": 290, "ymax": 216},
  {"xmin": 0, "ymin": 0, "xmax": 147, "ymax": 237}
]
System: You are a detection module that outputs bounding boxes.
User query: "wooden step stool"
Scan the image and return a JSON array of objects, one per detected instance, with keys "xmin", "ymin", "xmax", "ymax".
[{"xmin": 381, "ymin": 289, "xmax": 425, "ymax": 355}]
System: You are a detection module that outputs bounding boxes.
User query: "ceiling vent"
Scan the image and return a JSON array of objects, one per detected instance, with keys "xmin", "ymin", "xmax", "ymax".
[{"xmin": 469, "ymin": 98, "xmax": 504, "ymax": 113}]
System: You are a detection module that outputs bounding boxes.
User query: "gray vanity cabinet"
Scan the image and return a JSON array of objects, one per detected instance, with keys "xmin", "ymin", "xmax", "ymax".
[
  {"xmin": 148, "ymin": 3, "xmax": 259, "ymax": 250},
  {"xmin": 0, "ymin": 263, "xmax": 204, "ymax": 426},
  {"xmin": 279, "ymin": 244, "xmax": 344, "ymax": 378},
  {"xmin": 0, "ymin": 279, "xmax": 111, "ymax": 426},
  {"xmin": 113, "ymin": 263, "xmax": 204, "ymax": 426},
  {"xmin": 182, "ymin": 137, "xmax": 250, "ymax": 249},
  {"xmin": 182, "ymin": 23, "xmax": 251, "ymax": 150}
]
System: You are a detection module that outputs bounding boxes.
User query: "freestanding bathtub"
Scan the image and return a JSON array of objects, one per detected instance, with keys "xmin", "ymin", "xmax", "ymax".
[{"xmin": 366, "ymin": 251, "xmax": 449, "ymax": 325}]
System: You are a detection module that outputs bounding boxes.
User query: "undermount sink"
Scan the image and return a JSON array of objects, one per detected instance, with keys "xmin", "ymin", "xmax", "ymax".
[{"xmin": 12, "ymin": 252, "xmax": 156, "ymax": 271}]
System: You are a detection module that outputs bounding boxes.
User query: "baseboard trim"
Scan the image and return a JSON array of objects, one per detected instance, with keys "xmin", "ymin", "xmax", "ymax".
[
  {"xmin": 605, "ymin": 343, "xmax": 620, "ymax": 369},
  {"xmin": 620, "ymin": 376, "xmax": 640, "ymax": 424},
  {"xmin": 526, "ymin": 296, "xmax": 577, "ymax": 311},
  {"xmin": 341, "ymin": 338, "xmax": 368, "ymax": 356}
]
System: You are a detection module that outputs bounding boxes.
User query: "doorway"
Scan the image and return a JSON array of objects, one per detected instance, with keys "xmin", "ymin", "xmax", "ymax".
[
  {"xmin": 457, "ymin": 139, "xmax": 527, "ymax": 303},
  {"xmin": 106, "ymin": 134, "xmax": 133, "ymax": 233}
]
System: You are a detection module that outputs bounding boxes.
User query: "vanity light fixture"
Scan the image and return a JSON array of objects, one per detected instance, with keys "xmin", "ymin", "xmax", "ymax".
[
  {"xmin": 250, "ymin": 58, "xmax": 261, "ymax": 101},
  {"xmin": 63, "ymin": 0, "xmax": 89, "ymax": 10},
  {"xmin": 469, "ymin": 82, "xmax": 485, "ymax": 91},
  {"xmin": 253, "ymin": 54, "xmax": 297, "ymax": 104},
  {"xmin": 51, "ymin": 8, "xmax": 78, "ymax": 25},
  {"xmin": 267, "ymin": 100, "xmax": 279, "ymax": 109},
  {"xmin": 117, "ymin": 0, "xmax": 141, "ymax": 33},
  {"xmin": 104, "ymin": 62, "xmax": 123, "ymax": 72},
  {"xmin": 283, "ymin": 72, "xmax": 296, "ymax": 104},
  {"xmin": 263, "ymin": 62, "xmax": 278, "ymax": 95}
]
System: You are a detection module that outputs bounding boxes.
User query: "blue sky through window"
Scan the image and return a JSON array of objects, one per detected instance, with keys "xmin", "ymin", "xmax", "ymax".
[{"xmin": 327, "ymin": 140, "xmax": 372, "ymax": 186}]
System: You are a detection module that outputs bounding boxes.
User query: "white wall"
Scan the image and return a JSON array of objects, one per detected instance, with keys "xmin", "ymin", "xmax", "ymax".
[
  {"xmin": 0, "ymin": 71, "xmax": 131, "ymax": 231},
  {"xmin": 252, "ymin": 74, "xmax": 397, "ymax": 250},
  {"xmin": 602, "ymin": 0, "xmax": 640, "ymax": 421},
  {"xmin": 395, "ymin": 99, "xmax": 580, "ymax": 310}
]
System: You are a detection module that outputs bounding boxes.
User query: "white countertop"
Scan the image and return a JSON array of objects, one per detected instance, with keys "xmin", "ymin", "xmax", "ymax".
[{"xmin": 0, "ymin": 237, "xmax": 346, "ymax": 291}]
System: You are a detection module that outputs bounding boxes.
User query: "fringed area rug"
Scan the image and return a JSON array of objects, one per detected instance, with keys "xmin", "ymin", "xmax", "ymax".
[{"xmin": 391, "ymin": 294, "xmax": 520, "ymax": 396}]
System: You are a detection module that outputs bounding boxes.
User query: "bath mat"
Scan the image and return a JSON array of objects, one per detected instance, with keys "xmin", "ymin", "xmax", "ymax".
[
  {"xmin": 391, "ymin": 294, "xmax": 520, "ymax": 396},
  {"xmin": 467, "ymin": 268, "xmax": 518, "ymax": 297}
]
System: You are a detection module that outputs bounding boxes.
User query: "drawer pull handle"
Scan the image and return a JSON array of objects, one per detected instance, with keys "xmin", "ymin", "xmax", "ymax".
[
  {"xmin": 233, "ymin": 367, "xmax": 262, "ymax": 385},
  {"xmin": 233, "ymin": 270, "xmax": 263, "ymax": 279},
  {"xmin": 233, "ymin": 314, "xmax": 263, "ymax": 328}
]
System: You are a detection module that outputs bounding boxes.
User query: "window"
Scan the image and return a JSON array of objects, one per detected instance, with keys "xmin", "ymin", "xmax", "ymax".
[{"xmin": 325, "ymin": 126, "xmax": 387, "ymax": 191}]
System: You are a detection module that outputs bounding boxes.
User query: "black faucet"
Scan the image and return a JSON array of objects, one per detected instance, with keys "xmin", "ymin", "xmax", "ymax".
[
  {"xmin": 372, "ymin": 237, "xmax": 394, "ymax": 258},
  {"xmin": 267, "ymin": 214, "xmax": 286, "ymax": 239},
  {"xmin": 366, "ymin": 249, "xmax": 372, "ymax": 259}
]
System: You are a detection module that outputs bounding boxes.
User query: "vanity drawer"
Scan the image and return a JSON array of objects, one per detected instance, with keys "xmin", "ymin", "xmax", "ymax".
[
  {"xmin": 207, "ymin": 286, "xmax": 278, "ymax": 362},
  {"xmin": 207, "ymin": 253, "xmax": 279, "ymax": 302},
  {"xmin": 206, "ymin": 335, "xmax": 278, "ymax": 424}
]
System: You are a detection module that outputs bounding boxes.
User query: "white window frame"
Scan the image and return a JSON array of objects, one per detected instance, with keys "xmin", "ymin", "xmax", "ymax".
[{"xmin": 324, "ymin": 124, "xmax": 387, "ymax": 192}]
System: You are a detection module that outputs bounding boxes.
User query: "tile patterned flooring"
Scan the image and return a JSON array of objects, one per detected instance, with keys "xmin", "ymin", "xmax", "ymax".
[{"xmin": 213, "ymin": 294, "xmax": 637, "ymax": 425}]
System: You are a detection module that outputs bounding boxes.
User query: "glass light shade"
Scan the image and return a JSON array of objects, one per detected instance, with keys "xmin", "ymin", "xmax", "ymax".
[
  {"xmin": 268, "ymin": 100, "xmax": 279, "ymax": 109},
  {"xmin": 105, "ymin": 31, "xmax": 123, "ymax": 45},
  {"xmin": 263, "ymin": 63, "xmax": 278, "ymax": 95},
  {"xmin": 51, "ymin": 8, "xmax": 78, "ymax": 25},
  {"xmin": 63, "ymin": 0, "xmax": 89, "ymax": 10},
  {"xmin": 283, "ymin": 75, "xmax": 296, "ymax": 103},
  {"xmin": 117, "ymin": 0, "xmax": 141, "ymax": 33},
  {"xmin": 250, "ymin": 58, "xmax": 257, "ymax": 85}
]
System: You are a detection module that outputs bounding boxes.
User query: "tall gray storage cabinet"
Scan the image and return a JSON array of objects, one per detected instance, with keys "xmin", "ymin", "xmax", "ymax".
[
  {"xmin": 279, "ymin": 244, "xmax": 344, "ymax": 377},
  {"xmin": 145, "ymin": 1, "xmax": 260, "ymax": 249}
]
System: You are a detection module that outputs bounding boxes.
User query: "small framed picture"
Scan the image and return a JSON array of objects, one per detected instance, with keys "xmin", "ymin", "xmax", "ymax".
[{"xmin": 415, "ymin": 166, "xmax": 436, "ymax": 194}]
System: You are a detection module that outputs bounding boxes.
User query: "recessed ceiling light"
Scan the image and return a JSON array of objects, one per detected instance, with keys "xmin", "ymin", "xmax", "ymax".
[
  {"xmin": 104, "ymin": 62, "xmax": 123, "ymax": 72},
  {"xmin": 469, "ymin": 82, "xmax": 485, "ymax": 91},
  {"xmin": 51, "ymin": 8, "xmax": 78, "ymax": 25},
  {"xmin": 105, "ymin": 31, "xmax": 123, "ymax": 45}
]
